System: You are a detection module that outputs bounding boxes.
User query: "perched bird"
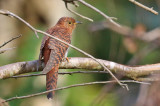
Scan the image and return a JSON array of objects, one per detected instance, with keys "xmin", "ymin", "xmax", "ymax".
[{"xmin": 39, "ymin": 17, "xmax": 81, "ymax": 99}]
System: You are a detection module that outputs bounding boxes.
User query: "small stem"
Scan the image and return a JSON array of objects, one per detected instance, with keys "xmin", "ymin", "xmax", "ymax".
[
  {"xmin": 2, "ymin": 80, "xmax": 150, "ymax": 103},
  {"xmin": 129, "ymin": 0, "xmax": 158, "ymax": 15},
  {"xmin": 64, "ymin": 2, "xmax": 93, "ymax": 22},
  {"xmin": 9, "ymin": 71, "xmax": 109, "ymax": 78},
  {"xmin": 0, "ymin": 34, "xmax": 22, "ymax": 48}
]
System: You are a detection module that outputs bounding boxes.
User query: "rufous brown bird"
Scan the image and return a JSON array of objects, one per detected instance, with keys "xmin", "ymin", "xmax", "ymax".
[{"xmin": 39, "ymin": 17, "xmax": 81, "ymax": 99}]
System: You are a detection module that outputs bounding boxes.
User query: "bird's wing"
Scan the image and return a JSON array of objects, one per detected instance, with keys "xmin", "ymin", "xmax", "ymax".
[
  {"xmin": 41, "ymin": 28, "xmax": 71, "ymax": 74},
  {"xmin": 42, "ymin": 50, "xmax": 59, "ymax": 74},
  {"xmin": 39, "ymin": 28, "xmax": 56, "ymax": 60},
  {"xmin": 39, "ymin": 35, "xmax": 49, "ymax": 60}
]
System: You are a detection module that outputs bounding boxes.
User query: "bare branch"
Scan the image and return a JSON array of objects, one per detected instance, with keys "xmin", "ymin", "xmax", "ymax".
[
  {"xmin": 0, "ymin": 34, "xmax": 22, "ymax": 48},
  {"xmin": 1, "ymin": 57, "xmax": 160, "ymax": 80},
  {"xmin": 129, "ymin": 0, "xmax": 158, "ymax": 15},
  {"xmin": 0, "ymin": 98, "xmax": 9, "ymax": 106},
  {"xmin": 63, "ymin": 0, "xmax": 119, "ymax": 26},
  {"xmin": 64, "ymin": 1, "xmax": 93, "ymax": 22},
  {"xmin": 0, "ymin": 10, "xmax": 39, "ymax": 38},
  {"xmin": 2, "ymin": 80, "xmax": 150, "ymax": 103},
  {"xmin": 77, "ymin": 0, "xmax": 120, "ymax": 27},
  {"xmin": 133, "ymin": 74, "xmax": 160, "ymax": 81},
  {"xmin": 10, "ymin": 71, "xmax": 109, "ymax": 78},
  {"xmin": 0, "ymin": 47, "xmax": 16, "ymax": 54}
]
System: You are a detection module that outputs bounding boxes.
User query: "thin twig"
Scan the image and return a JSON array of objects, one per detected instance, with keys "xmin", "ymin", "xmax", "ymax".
[
  {"xmin": 129, "ymin": 0, "xmax": 158, "ymax": 15},
  {"xmin": 77, "ymin": 0, "xmax": 120, "ymax": 27},
  {"xmin": 64, "ymin": 1, "xmax": 93, "ymax": 22},
  {"xmin": 0, "ymin": 10, "xmax": 39, "ymax": 38},
  {"xmin": 0, "ymin": 10, "xmax": 127, "ymax": 90},
  {"xmin": 2, "ymin": 80, "xmax": 150, "ymax": 103},
  {"xmin": 0, "ymin": 34, "xmax": 22, "ymax": 48},
  {"xmin": 0, "ymin": 47, "xmax": 16, "ymax": 54},
  {"xmin": 133, "ymin": 76, "xmax": 160, "ymax": 82},
  {"xmin": 10, "ymin": 71, "xmax": 108, "ymax": 78}
]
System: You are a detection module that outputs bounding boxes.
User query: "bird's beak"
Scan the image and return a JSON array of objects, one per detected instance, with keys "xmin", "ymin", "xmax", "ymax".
[{"xmin": 75, "ymin": 21, "xmax": 82, "ymax": 24}]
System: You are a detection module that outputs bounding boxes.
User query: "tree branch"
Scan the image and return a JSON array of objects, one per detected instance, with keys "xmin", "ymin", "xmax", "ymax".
[
  {"xmin": 63, "ymin": 0, "xmax": 119, "ymax": 26},
  {"xmin": 2, "ymin": 80, "xmax": 150, "ymax": 103},
  {"xmin": 64, "ymin": 1, "xmax": 93, "ymax": 22},
  {"xmin": 1, "ymin": 57, "xmax": 160, "ymax": 80},
  {"xmin": 0, "ymin": 34, "xmax": 22, "ymax": 48},
  {"xmin": 77, "ymin": 0, "xmax": 120, "ymax": 27},
  {"xmin": 129, "ymin": 0, "xmax": 158, "ymax": 15},
  {"xmin": 0, "ymin": 47, "xmax": 16, "ymax": 54},
  {"xmin": 9, "ymin": 71, "xmax": 109, "ymax": 78}
]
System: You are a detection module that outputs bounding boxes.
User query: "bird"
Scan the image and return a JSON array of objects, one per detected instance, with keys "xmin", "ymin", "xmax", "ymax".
[{"xmin": 39, "ymin": 17, "xmax": 81, "ymax": 99}]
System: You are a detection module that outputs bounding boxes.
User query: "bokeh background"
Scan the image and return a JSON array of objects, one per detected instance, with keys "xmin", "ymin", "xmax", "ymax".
[{"xmin": 0, "ymin": 0, "xmax": 160, "ymax": 106}]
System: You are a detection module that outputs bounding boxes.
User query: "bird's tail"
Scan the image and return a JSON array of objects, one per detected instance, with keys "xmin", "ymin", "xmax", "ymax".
[{"xmin": 46, "ymin": 65, "xmax": 59, "ymax": 99}]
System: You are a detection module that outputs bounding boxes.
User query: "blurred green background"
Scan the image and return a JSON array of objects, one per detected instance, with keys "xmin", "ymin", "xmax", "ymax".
[{"xmin": 0, "ymin": 0, "xmax": 160, "ymax": 106}]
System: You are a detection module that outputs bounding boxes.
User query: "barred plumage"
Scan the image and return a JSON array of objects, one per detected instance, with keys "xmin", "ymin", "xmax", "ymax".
[{"xmin": 39, "ymin": 17, "xmax": 79, "ymax": 99}]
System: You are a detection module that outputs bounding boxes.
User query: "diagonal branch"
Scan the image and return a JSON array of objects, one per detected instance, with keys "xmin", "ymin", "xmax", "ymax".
[
  {"xmin": 64, "ymin": 1, "xmax": 93, "ymax": 22},
  {"xmin": 0, "ymin": 47, "xmax": 16, "ymax": 54},
  {"xmin": 0, "ymin": 10, "xmax": 39, "ymax": 38},
  {"xmin": 77, "ymin": 0, "xmax": 120, "ymax": 27},
  {"xmin": 129, "ymin": 0, "xmax": 158, "ymax": 15},
  {"xmin": 2, "ymin": 80, "xmax": 150, "ymax": 103},
  {"xmin": 63, "ymin": 0, "xmax": 119, "ymax": 26},
  {"xmin": 9, "ymin": 71, "xmax": 109, "ymax": 78},
  {"xmin": 0, "ymin": 34, "xmax": 22, "ymax": 48},
  {"xmin": 0, "ymin": 10, "xmax": 126, "ymax": 89}
]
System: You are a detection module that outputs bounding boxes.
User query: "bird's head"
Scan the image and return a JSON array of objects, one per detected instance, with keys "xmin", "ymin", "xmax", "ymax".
[{"xmin": 56, "ymin": 17, "xmax": 82, "ymax": 31}]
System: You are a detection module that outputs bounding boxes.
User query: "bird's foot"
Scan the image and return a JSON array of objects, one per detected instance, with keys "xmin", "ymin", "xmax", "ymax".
[{"xmin": 63, "ymin": 57, "xmax": 70, "ymax": 62}]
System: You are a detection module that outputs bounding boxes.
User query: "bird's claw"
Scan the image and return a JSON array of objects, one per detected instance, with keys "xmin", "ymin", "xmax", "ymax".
[{"xmin": 63, "ymin": 57, "xmax": 70, "ymax": 62}]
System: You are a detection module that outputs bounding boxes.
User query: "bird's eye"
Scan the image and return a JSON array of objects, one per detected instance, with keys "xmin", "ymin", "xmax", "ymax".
[{"xmin": 68, "ymin": 22, "xmax": 72, "ymax": 24}]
